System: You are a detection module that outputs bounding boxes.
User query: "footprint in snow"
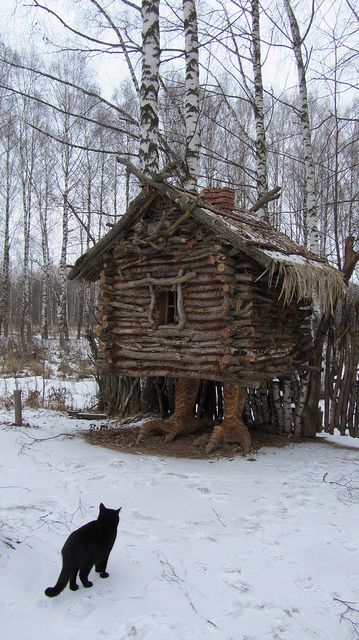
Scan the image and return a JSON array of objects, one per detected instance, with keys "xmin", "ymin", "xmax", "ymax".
[
  {"xmin": 68, "ymin": 592, "xmax": 102, "ymax": 617},
  {"xmin": 223, "ymin": 573, "xmax": 251, "ymax": 594},
  {"xmin": 108, "ymin": 614, "xmax": 161, "ymax": 640},
  {"xmin": 340, "ymin": 538, "xmax": 357, "ymax": 551}
]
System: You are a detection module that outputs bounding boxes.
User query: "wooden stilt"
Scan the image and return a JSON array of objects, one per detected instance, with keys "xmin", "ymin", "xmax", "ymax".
[
  {"xmin": 206, "ymin": 383, "xmax": 252, "ymax": 454},
  {"xmin": 136, "ymin": 377, "xmax": 206, "ymax": 443}
]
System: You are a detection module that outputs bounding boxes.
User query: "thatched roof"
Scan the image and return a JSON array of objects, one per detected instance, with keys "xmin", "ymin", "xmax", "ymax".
[{"xmin": 68, "ymin": 184, "xmax": 346, "ymax": 315}]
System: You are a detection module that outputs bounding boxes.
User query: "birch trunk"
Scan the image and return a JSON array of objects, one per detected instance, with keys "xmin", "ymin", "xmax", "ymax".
[
  {"xmin": 139, "ymin": 0, "xmax": 160, "ymax": 176},
  {"xmin": 284, "ymin": 0, "xmax": 319, "ymax": 254},
  {"xmin": 183, "ymin": 0, "xmax": 200, "ymax": 191},
  {"xmin": 59, "ymin": 143, "xmax": 70, "ymax": 349},
  {"xmin": 38, "ymin": 172, "xmax": 50, "ymax": 341},
  {"xmin": 19, "ymin": 123, "xmax": 35, "ymax": 345},
  {"xmin": 251, "ymin": 0, "xmax": 268, "ymax": 220},
  {"xmin": 0, "ymin": 134, "xmax": 13, "ymax": 337}
]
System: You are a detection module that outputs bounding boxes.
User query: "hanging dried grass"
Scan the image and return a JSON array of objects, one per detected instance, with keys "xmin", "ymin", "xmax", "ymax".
[{"xmin": 267, "ymin": 256, "xmax": 347, "ymax": 316}]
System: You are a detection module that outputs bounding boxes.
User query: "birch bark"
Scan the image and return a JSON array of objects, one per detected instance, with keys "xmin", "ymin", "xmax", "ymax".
[
  {"xmin": 251, "ymin": 0, "xmax": 268, "ymax": 220},
  {"xmin": 0, "ymin": 122, "xmax": 15, "ymax": 337},
  {"xmin": 59, "ymin": 140, "xmax": 70, "ymax": 348},
  {"xmin": 183, "ymin": 0, "xmax": 200, "ymax": 191},
  {"xmin": 34, "ymin": 152, "xmax": 51, "ymax": 341},
  {"xmin": 283, "ymin": 0, "xmax": 319, "ymax": 254},
  {"xmin": 19, "ymin": 120, "xmax": 35, "ymax": 344},
  {"xmin": 139, "ymin": 0, "xmax": 160, "ymax": 176}
]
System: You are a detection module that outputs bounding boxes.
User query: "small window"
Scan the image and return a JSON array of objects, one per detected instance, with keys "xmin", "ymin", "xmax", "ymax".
[{"xmin": 157, "ymin": 290, "xmax": 178, "ymax": 325}]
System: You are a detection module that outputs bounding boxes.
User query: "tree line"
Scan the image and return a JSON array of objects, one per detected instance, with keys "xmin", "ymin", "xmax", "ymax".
[{"xmin": 0, "ymin": 0, "xmax": 358, "ymax": 351}]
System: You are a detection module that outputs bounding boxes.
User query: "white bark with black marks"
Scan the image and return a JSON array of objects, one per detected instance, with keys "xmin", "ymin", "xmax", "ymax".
[
  {"xmin": 19, "ymin": 120, "xmax": 35, "ymax": 344},
  {"xmin": 251, "ymin": 0, "xmax": 268, "ymax": 220},
  {"xmin": 58, "ymin": 141, "xmax": 70, "ymax": 348},
  {"xmin": 284, "ymin": 0, "xmax": 319, "ymax": 254},
  {"xmin": 183, "ymin": 0, "xmax": 200, "ymax": 191},
  {"xmin": 0, "ymin": 128, "xmax": 14, "ymax": 337},
  {"xmin": 139, "ymin": 0, "xmax": 160, "ymax": 177}
]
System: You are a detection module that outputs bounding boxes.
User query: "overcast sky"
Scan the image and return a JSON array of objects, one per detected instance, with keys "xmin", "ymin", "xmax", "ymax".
[{"xmin": 1, "ymin": 0, "xmax": 357, "ymax": 107}]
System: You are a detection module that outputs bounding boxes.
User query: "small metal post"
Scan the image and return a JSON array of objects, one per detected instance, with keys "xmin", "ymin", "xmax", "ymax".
[{"xmin": 14, "ymin": 389, "xmax": 22, "ymax": 426}]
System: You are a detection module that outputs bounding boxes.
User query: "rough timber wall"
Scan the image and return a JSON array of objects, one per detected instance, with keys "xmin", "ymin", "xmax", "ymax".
[{"xmin": 96, "ymin": 198, "xmax": 312, "ymax": 387}]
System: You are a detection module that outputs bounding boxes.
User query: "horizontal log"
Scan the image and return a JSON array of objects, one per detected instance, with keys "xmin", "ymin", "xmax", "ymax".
[
  {"xmin": 113, "ymin": 349, "xmax": 222, "ymax": 365},
  {"xmin": 234, "ymin": 272, "xmax": 255, "ymax": 282},
  {"xmin": 154, "ymin": 328, "xmax": 223, "ymax": 341},
  {"xmin": 109, "ymin": 358, "xmax": 220, "ymax": 373},
  {"xmin": 106, "ymin": 365, "xmax": 260, "ymax": 387},
  {"xmin": 185, "ymin": 311, "xmax": 229, "ymax": 321},
  {"xmin": 115, "ymin": 249, "xmax": 223, "ymax": 269},
  {"xmin": 113, "ymin": 271, "xmax": 197, "ymax": 290},
  {"xmin": 109, "ymin": 300, "xmax": 146, "ymax": 312},
  {"xmin": 187, "ymin": 322, "xmax": 227, "ymax": 331},
  {"xmin": 184, "ymin": 304, "xmax": 226, "ymax": 314},
  {"xmin": 116, "ymin": 342, "xmax": 222, "ymax": 355}
]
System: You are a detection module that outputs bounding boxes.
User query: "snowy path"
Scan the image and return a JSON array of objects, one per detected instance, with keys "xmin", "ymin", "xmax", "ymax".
[{"xmin": 0, "ymin": 409, "xmax": 358, "ymax": 640}]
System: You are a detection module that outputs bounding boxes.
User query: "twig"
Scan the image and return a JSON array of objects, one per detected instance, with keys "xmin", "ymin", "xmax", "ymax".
[
  {"xmin": 333, "ymin": 596, "xmax": 359, "ymax": 636},
  {"xmin": 156, "ymin": 551, "xmax": 217, "ymax": 627},
  {"xmin": 18, "ymin": 430, "xmax": 75, "ymax": 454},
  {"xmin": 211, "ymin": 505, "xmax": 226, "ymax": 527}
]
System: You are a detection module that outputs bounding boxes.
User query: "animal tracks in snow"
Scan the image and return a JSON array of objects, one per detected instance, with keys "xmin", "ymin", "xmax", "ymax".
[{"xmin": 1, "ymin": 412, "xmax": 359, "ymax": 640}]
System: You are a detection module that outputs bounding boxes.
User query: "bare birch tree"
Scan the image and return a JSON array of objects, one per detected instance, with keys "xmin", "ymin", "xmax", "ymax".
[
  {"xmin": 283, "ymin": 0, "xmax": 319, "ymax": 254},
  {"xmin": 139, "ymin": 0, "xmax": 160, "ymax": 176},
  {"xmin": 18, "ymin": 102, "xmax": 37, "ymax": 344},
  {"xmin": 183, "ymin": 0, "xmax": 200, "ymax": 190},
  {"xmin": 0, "ymin": 111, "xmax": 17, "ymax": 337},
  {"xmin": 251, "ymin": 0, "xmax": 268, "ymax": 219}
]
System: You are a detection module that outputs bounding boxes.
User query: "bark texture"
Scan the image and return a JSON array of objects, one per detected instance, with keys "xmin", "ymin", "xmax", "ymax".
[
  {"xmin": 251, "ymin": 0, "xmax": 268, "ymax": 220},
  {"xmin": 183, "ymin": 0, "xmax": 200, "ymax": 191},
  {"xmin": 284, "ymin": 0, "xmax": 319, "ymax": 254},
  {"xmin": 139, "ymin": 0, "xmax": 160, "ymax": 176}
]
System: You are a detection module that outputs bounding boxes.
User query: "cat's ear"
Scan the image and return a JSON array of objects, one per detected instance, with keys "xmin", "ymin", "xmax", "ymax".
[
  {"xmin": 99, "ymin": 503, "xmax": 105, "ymax": 512},
  {"xmin": 117, "ymin": 507, "xmax": 122, "ymax": 514}
]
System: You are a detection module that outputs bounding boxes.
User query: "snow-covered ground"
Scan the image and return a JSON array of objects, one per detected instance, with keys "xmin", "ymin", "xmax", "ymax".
[
  {"xmin": 1, "ymin": 408, "xmax": 359, "ymax": 640},
  {"xmin": 0, "ymin": 376, "xmax": 98, "ymax": 410}
]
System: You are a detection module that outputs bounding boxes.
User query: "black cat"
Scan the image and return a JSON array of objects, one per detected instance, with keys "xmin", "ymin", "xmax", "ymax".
[{"xmin": 45, "ymin": 503, "xmax": 121, "ymax": 598}]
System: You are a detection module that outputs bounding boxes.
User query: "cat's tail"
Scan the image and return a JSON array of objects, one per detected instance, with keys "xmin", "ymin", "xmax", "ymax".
[{"xmin": 44, "ymin": 566, "xmax": 69, "ymax": 598}]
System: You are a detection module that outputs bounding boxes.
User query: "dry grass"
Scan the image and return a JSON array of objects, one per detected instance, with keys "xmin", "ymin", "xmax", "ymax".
[
  {"xmin": 46, "ymin": 386, "xmax": 74, "ymax": 411},
  {"xmin": 268, "ymin": 258, "xmax": 347, "ymax": 316},
  {"xmin": 25, "ymin": 390, "xmax": 42, "ymax": 408},
  {"xmin": 2, "ymin": 352, "xmax": 24, "ymax": 376},
  {"xmin": 57, "ymin": 361, "xmax": 75, "ymax": 377}
]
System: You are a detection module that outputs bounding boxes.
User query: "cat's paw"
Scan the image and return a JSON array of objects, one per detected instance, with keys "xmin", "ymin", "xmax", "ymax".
[
  {"xmin": 83, "ymin": 580, "xmax": 93, "ymax": 588},
  {"xmin": 70, "ymin": 584, "xmax": 79, "ymax": 591},
  {"xmin": 100, "ymin": 571, "xmax": 109, "ymax": 579}
]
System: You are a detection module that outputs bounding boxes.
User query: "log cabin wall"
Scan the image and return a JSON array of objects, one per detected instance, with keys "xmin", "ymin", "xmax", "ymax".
[{"xmin": 95, "ymin": 194, "xmax": 312, "ymax": 388}]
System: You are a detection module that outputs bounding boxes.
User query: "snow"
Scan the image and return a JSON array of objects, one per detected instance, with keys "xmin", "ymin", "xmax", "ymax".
[
  {"xmin": 1, "ymin": 408, "xmax": 359, "ymax": 640},
  {"xmin": 261, "ymin": 250, "xmax": 325, "ymax": 269},
  {"xmin": 0, "ymin": 376, "xmax": 98, "ymax": 410}
]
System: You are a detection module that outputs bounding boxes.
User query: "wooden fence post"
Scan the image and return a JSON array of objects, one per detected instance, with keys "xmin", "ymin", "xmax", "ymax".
[{"xmin": 14, "ymin": 389, "xmax": 22, "ymax": 426}]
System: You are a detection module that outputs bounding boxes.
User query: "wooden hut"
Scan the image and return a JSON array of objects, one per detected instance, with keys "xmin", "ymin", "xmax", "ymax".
[{"xmin": 69, "ymin": 183, "xmax": 346, "ymax": 453}]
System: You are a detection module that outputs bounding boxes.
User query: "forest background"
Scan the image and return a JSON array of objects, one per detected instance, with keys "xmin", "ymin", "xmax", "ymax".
[{"xmin": 0, "ymin": 0, "xmax": 358, "ymax": 423}]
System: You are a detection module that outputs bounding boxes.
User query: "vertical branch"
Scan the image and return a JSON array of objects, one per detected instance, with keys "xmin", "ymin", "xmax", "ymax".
[
  {"xmin": 139, "ymin": 0, "xmax": 160, "ymax": 176},
  {"xmin": 183, "ymin": 0, "xmax": 200, "ymax": 191}
]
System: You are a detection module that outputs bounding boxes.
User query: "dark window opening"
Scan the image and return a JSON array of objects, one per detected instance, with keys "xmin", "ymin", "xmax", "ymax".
[{"xmin": 157, "ymin": 290, "xmax": 178, "ymax": 325}]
